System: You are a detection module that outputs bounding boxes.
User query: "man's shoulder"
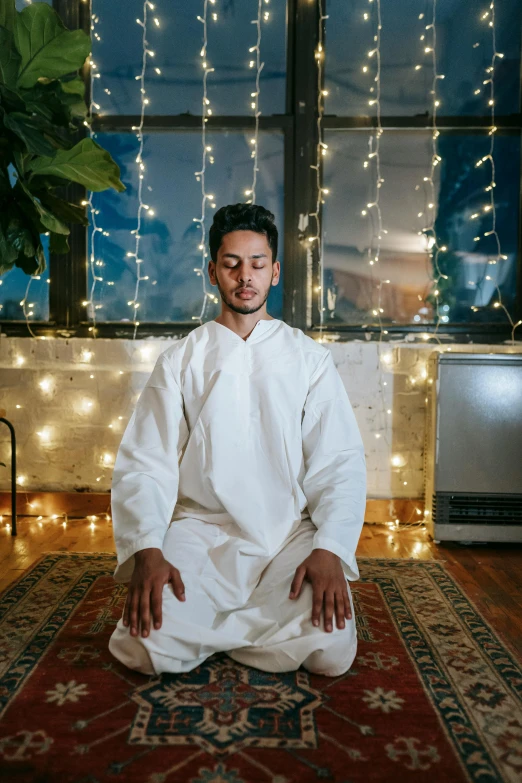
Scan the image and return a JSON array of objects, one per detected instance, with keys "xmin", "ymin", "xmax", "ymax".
[
  {"xmin": 155, "ymin": 332, "xmax": 193, "ymax": 371},
  {"xmin": 278, "ymin": 321, "xmax": 331, "ymax": 376}
]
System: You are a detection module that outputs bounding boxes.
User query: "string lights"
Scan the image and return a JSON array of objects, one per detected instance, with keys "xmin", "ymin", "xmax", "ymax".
[
  {"xmin": 3, "ymin": 3, "xmax": 520, "ymax": 542},
  {"xmin": 244, "ymin": 0, "xmax": 266, "ymax": 205},
  {"xmin": 472, "ymin": 1, "xmax": 521, "ymax": 343},
  {"xmin": 192, "ymin": 0, "xmax": 219, "ymax": 325},
  {"xmin": 84, "ymin": 3, "xmax": 107, "ymax": 335},
  {"xmin": 415, "ymin": 1, "xmax": 446, "ymax": 346},
  {"xmin": 361, "ymin": 0, "xmax": 413, "ymax": 530},
  {"xmin": 309, "ymin": 0, "xmax": 328, "ymax": 339},
  {"xmin": 362, "ymin": 0, "xmax": 387, "ymax": 341},
  {"xmin": 127, "ymin": 0, "xmax": 160, "ymax": 339}
]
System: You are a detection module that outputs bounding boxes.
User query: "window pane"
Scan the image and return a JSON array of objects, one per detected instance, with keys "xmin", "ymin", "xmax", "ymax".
[
  {"xmin": 1, "ymin": 157, "xmax": 50, "ymax": 321},
  {"xmin": 92, "ymin": 0, "xmax": 286, "ymax": 116},
  {"xmin": 87, "ymin": 131, "xmax": 284, "ymax": 322},
  {"xmin": 322, "ymin": 130, "xmax": 520, "ymax": 326},
  {"xmin": 325, "ymin": 0, "xmax": 522, "ymax": 117},
  {"xmin": 0, "ymin": 239, "xmax": 50, "ymax": 321}
]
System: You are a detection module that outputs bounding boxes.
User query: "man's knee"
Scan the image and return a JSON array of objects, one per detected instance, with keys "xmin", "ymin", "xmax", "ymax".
[
  {"xmin": 303, "ymin": 633, "xmax": 357, "ymax": 677},
  {"xmin": 108, "ymin": 621, "xmax": 156, "ymax": 675}
]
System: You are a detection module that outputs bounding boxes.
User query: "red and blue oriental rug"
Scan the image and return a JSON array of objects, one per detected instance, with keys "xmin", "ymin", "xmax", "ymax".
[{"xmin": 0, "ymin": 553, "xmax": 521, "ymax": 782}]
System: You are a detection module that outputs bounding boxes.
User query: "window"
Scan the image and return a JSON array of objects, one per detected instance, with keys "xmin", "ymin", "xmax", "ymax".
[
  {"xmin": 2, "ymin": 0, "xmax": 521, "ymax": 342},
  {"xmin": 322, "ymin": 0, "xmax": 522, "ymax": 333}
]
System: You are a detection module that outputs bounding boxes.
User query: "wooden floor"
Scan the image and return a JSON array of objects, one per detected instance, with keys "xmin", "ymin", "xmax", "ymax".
[{"xmin": 1, "ymin": 516, "xmax": 521, "ymax": 659}]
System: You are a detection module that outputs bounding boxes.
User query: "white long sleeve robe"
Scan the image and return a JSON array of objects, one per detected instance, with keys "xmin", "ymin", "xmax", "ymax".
[{"xmin": 111, "ymin": 318, "xmax": 367, "ymax": 586}]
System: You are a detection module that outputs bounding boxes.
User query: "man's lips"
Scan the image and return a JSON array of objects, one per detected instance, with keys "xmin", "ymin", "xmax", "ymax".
[{"xmin": 236, "ymin": 289, "xmax": 256, "ymax": 298}]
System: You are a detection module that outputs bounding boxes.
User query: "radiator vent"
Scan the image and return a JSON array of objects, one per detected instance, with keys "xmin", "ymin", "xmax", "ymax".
[{"xmin": 433, "ymin": 493, "xmax": 522, "ymax": 526}]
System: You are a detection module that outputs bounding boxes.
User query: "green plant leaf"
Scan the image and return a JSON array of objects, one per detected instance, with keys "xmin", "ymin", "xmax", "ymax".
[
  {"xmin": 17, "ymin": 178, "xmax": 70, "ymax": 235},
  {"xmin": 14, "ymin": 4, "xmax": 91, "ymax": 90},
  {"xmin": 0, "ymin": 83, "xmax": 25, "ymax": 114},
  {"xmin": 60, "ymin": 76, "xmax": 87, "ymax": 118},
  {"xmin": 6, "ymin": 214, "xmax": 35, "ymax": 257},
  {"xmin": 49, "ymin": 231, "xmax": 69, "ymax": 255},
  {"xmin": 0, "ymin": 166, "xmax": 10, "ymax": 198},
  {"xmin": 0, "ymin": 0, "xmax": 16, "ymax": 33},
  {"xmin": 3, "ymin": 111, "xmax": 57, "ymax": 156},
  {"xmin": 60, "ymin": 75, "xmax": 85, "ymax": 98},
  {"xmin": 19, "ymin": 81, "xmax": 72, "ymax": 125},
  {"xmin": 38, "ymin": 191, "xmax": 89, "ymax": 226},
  {"xmin": 0, "ymin": 26, "xmax": 20, "ymax": 87},
  {"xmin": 27, "ymin": 137, "xmax": 126, "ymax": 193},
  {"xmin": 0, "ymin": 219, "xmax": 18, "ymax": 269},
  {"xmin": 15, "ymin": 245, "xmax": 44, "ymax": 275}
]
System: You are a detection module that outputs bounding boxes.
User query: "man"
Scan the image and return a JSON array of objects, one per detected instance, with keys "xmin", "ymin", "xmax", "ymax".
[{"xmin": 108, "ymin": 203, "xmax": 367, "ymax": 677}]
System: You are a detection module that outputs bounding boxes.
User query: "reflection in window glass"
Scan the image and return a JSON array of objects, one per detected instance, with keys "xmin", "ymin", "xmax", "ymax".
[
  {"xmin": 325, "ymin": 0, "xmax": 521, "ymax": 117},
  {"xmin": 91, "ymin": 0, "xmax": 286, "ymax": 116},
  {"xmin": 88, "ymin": 131, "xmax": 284, "ymax": 322},
  {"xmin": 321, "ymin": 131, "xmax": 519, "ymax": 326},
  {"xmin": 0, "ymin": 238, "xmax": 50, "ymax": 321}
]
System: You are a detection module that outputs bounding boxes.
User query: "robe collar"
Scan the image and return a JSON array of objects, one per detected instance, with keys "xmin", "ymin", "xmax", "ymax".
[{"xmin": 210, "ymin": 318, "xmax": 280, "ymax": 345}]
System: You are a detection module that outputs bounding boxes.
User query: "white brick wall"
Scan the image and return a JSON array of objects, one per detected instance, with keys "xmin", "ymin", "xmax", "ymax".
[{"xmin": 0, "ymin": 335, "xmax": 519, "ymax": 498}]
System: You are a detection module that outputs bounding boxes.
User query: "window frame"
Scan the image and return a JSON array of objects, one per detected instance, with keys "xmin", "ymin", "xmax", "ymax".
[{"xmin": 1, "ymin": 0, "xmax": 520, "ymax": 343}]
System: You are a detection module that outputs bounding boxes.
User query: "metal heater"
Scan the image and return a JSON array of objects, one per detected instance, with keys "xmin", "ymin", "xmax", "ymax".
[{"xmin": 424, "ymin": 351, "xmax": 522, "ymax": 543}]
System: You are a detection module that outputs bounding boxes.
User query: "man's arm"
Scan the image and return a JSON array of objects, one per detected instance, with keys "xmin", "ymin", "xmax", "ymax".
[
  {"xmin": 111, "ymin": 352, "xmax": 189, "ymax": 584},
  {"xmin": 300, "ymin": 349, "xmax": 367, "ymax": 577},
  {"xmin": 291, "ymin": 349, "xmax": 367, "ymax": 632}
]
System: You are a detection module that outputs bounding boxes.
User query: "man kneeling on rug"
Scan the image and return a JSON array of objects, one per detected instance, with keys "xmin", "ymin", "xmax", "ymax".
[{"xmin": 108, "ymin": 203, "xmax": 367, "ymax": 678}]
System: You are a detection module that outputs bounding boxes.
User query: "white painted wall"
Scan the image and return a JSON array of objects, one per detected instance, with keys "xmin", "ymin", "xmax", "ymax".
[{"xmin": 0, "ymin": 335, "xmax": 519, "ymax": 498}]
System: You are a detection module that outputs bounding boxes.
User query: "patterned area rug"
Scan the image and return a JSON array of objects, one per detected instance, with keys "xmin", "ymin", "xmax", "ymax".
[{"xmin": 0, "ymin": 553, "xmax": 521, "ymax": 783}]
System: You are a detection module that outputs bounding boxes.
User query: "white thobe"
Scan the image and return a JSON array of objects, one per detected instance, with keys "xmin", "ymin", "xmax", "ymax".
[{"xmin": 108, "ymin": 318, "xmax": 367, "ymax": 676}]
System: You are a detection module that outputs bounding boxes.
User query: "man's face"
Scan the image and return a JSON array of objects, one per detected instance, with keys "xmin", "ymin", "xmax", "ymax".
[{"xmin": 209, "ymin": 230, "xmax": 280, "ymax": 315}]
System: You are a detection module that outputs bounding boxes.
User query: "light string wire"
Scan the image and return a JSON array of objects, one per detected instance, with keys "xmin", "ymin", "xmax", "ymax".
[
  {"xmin": 419, "ymin": 0, "xmax": 445, "ymax": 347},
  {"xmin": 127, "ymin": 0, "xmax": 156, "ymax": 340},
  {"xmin": 20, "ymin": 276, "xmax": 37, "ymax": 338},
  {"xmin": 244, "ymin": 0, "xmax": 266, "ymax": 204},
  {"xmin": 84, "ymin": 2, "xmax": 109, "ymax": 338},
  {"xmin": 363, "ymin": 0, "xmax": 419, "ymax": 532},
  {"xmin": 193, "ymin": 0, "xmax": 218, "ymax": 325},
  {"xmin": 364, "ymin": 0, "xmax": 388, "ymax": 350},
  {"xmin": 359, "ymin": 1, "xmax": 427, "ymax": 534},
  {"xmin": 311, "ymin": 0, "xmax": 328, "ymax": 339},
  {"xmin": 474, "ymin": 1, "xmax": 521, "ymax": 343}
]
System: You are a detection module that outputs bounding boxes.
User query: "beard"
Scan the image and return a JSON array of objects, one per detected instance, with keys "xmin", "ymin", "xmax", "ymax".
[{"xmin": 214, "ymin": 273, "xmax": 272, "ymax": 315}]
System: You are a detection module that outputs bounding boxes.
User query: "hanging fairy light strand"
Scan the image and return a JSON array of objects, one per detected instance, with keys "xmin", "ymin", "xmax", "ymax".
[
  {"xmin": 474, "ymin": 1, "xmax": 521, "ymax": 343},
  {"xmin": 20, "ymin": 274, "xmax": 39, "ymax": 338},
  {"xmin": 309, "ymin": 0, "xmax": 329, "ymax": 338},
  {"xmin": 83, "ymin": 6, "xmax": 108, "ymax": 337},
  {"xmin": 416, "ymin": 1, "xmax": 446, "ymax": 345},
  {"xmin": 126, "ymin": 0, "xmax": 158, "ymax": 339},
  {"xmin": 244, "ymin": 0, "xmax": 266, "ymax": 204},
  {"xmin": 362, "ymin": 0, "xmax": 398, "ymax": 492},
  {"xmin": 360, "ymin": 1, "xmax": 426, "ymax": 535},
  {"xmin": 363, "ymin": 0, "xmax": 387, "ymax": 341},
  {"xmin": 193, "ymin": 0, "xmax": 219, "ymax": 325}
]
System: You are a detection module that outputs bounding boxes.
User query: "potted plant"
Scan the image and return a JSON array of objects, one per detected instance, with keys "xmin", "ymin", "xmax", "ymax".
[{"xmin": 0, "ymin": 0, "xmax": 125, "ymax": 276}]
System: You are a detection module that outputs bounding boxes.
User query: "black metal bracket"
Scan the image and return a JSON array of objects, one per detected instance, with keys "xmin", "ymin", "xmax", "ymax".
[{"xmin": 0, "ymin": 417, "xmax": 17, "ymax": 536}]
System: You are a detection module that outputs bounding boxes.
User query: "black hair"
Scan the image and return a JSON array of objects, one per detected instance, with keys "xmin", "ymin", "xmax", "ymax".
[{"xmin": 209, "ymin": 203, "xmax": 278, "ymax": 264}]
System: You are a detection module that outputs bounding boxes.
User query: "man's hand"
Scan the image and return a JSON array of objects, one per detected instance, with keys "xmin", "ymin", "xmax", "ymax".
[
  {"xmin": 289, "ymin": 549, "xmax": 351, "ymax": 632},
  {"xmin": 122, "ymin": 548, "xmax": 185, "ymax": 638}
]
